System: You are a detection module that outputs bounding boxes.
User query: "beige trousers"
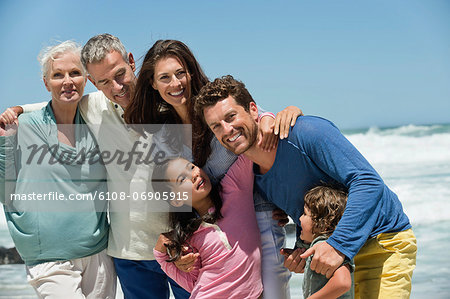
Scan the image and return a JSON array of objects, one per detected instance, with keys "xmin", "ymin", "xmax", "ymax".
[{"xmin": 26, "ymin": 249, "xmax": 116, "ymax": 299}]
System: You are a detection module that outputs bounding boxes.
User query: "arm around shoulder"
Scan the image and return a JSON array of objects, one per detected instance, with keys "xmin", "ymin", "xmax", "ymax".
[{"xmin": 20, "ymin": 102, "xmax": 47, "ymax": 113}]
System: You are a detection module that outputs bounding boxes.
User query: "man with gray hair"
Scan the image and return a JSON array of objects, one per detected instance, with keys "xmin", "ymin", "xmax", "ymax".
[
  {"xmin": 80, "ymin": 34, "xmax": 136, "ymax": 110},
  {"xmin": 81, "ymin": 33, "xmax": 192, "ymax": 299}
]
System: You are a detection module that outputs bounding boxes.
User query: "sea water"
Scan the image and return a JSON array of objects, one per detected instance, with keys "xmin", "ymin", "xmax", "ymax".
[
  {"xmin": 344, "ymin": 123, "xmax": 450, "ymax": 299},
  {"xmin": 1, "ymin": 123, "xmax": 449, "ymax": 298}
]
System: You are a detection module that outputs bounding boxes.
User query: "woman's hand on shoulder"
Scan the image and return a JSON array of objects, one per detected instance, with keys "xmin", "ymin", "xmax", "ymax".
[
  {"xmin": 257, "ymin": 105, "xmax": 303, "ymax": 151},
  {"xmin": 258, "ymin": 114, "xmax": 278, "ymax": 152},
  {"xmin": 274, "ymin": 105, "xmax": 303, "ymax": 139}
]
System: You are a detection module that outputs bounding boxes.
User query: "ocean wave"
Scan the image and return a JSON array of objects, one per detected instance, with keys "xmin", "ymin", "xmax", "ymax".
[
  {"xmin": 389, "ymin": 176, "xmax": 450, "ymax": 224},
  {"xmin": 345, "ymin": 123, "xmax": 450, "ymax": 137},
  {"xmin": 345, "ymin": 132, "xmax": 450, "ymax": 166}
]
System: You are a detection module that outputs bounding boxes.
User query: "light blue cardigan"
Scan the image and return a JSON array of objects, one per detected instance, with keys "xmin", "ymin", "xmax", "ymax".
[{"xmin": 0, "ymin": 102, "xmax": 108, "ymax": 265}]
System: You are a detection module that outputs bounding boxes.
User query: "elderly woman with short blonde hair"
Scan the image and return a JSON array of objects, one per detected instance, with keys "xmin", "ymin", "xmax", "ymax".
[{"xmin": 0, "ymin": 40, "xmax": 115, "ymax": 298}]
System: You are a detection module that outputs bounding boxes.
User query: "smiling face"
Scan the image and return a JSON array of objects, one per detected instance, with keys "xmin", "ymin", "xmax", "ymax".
[
  {"xmin": 87, "ymin": 50, "xmax": 136, "ymax": 108},
  {"xmin": 203, "ymin": 96, "xmax": 259, "ymax": 155},
  {"xmin": 300, "ymin": 206, "xmax": 314, "ymax": 243},
  {"xmin": 44, "ymin": 51, "xmax": 86, "ymax": 105},
  {"xmin": 165, "ymin": 158, "xmax": 211, "ymax": 209},
  {"xmin": 152, "ymin": 56, "xmax": 191, "ymax": 112}
]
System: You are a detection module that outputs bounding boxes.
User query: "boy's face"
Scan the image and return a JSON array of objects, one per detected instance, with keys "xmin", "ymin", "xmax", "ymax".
[{"xmin": 299, "ymin": 206, "xmax": 314, "ymax": 243}]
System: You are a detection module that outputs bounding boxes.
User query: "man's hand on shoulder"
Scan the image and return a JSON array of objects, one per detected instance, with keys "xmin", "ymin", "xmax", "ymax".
[
  {"xmin": 0, "ymin": 107, "xmax": 20, "ymax": 136},
  {"xmin": 300, "ymin": 241, "xmax": 345, "ymax": 279}
]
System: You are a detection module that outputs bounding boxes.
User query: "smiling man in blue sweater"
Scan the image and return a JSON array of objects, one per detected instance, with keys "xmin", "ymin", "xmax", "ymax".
[{"xmin": 195, "ymin": 75, "xmax": 417, "ymax": 299}]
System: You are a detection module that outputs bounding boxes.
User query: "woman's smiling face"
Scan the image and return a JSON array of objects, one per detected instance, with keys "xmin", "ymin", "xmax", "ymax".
[
  {"xmin": 44, "ymin": 51, "xmax": 86, "ymax": 104},
  {"xmin": 152, "ymin": 56, "xmax": 191, "ymax": 110}
]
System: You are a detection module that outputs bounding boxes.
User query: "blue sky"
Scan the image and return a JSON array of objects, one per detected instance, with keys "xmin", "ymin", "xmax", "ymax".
[{"xmin": 1, "ymin": 0, "xmax": 449, "ymax": 129}]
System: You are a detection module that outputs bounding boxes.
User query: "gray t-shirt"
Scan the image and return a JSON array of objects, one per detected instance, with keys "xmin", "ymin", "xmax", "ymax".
[{"xmin": 303, "ymin": 235, "xmax": 355, "ymax": 299}]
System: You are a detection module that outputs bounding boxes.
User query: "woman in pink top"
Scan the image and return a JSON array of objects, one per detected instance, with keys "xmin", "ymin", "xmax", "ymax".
[{"xmin": 152, "ymin": 155, "xmax": 262, "ymax": 299}]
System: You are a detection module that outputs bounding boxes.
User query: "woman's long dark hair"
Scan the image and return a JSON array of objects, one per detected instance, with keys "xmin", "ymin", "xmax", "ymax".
[
  {"xmin": 152, "ymin": 158, "xmax": 223, "ymax": 262},
  {"xmin": 192, "ymin": 114, "xmax": 214, "ymax": 167},
  {"xmin": 124, "ymin": 39, "xmax": 214, "ymax": 167}
]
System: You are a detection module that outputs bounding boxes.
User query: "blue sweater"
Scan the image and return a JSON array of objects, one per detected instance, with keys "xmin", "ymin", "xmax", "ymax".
[{"xmin": 254, "ymin": 116, "xmax": 411, "ymax": 259}]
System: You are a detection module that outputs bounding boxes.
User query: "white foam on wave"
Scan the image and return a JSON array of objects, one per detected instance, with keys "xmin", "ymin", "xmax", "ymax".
[
  {"xmin": 344, "ymin": 124, "xmax": 450, "ymax": 225},
  {"xmin": 366, "ymin": 124, "xmax": 445, "ymax": 136},
  {"xmin": 0, "ymin": 264, "xmax": 35, "ymax": 297},
  {"xmin": 346, "ymin": 131, "xmax": 450, "ymax": 166},
  {"xmin": 389, "ymin": 177, "xmax": 450, "ymax": 225}
]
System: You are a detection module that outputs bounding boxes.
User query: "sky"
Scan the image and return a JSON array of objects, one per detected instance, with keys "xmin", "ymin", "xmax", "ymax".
[{"xmin": 0, "ymin": 0, "xmax": 449, "ymax": 130}]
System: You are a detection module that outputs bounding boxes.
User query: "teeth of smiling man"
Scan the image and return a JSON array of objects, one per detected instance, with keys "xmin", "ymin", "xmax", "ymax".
[
  {"xmin": 117, "ymin": 90, "xmax": 126, "ymax": 97},
  {"xmin": 169, "ymin": 89, "xmax": 184, "ymax": 96},
  {"xmin": 228, "ymin": 132, "xmax": 241, "ymax": 142}
]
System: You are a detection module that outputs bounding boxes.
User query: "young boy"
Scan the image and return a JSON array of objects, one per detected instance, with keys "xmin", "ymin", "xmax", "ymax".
[{"xmin": 301, "ymin": 186, "xmax": 354, "ymax": 299}]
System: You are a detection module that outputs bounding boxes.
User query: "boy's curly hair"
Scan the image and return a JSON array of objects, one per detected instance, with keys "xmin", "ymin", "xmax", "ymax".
[{"xmin": 304, "ymin": 185, "xmax": 348, "ymax": 238}]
